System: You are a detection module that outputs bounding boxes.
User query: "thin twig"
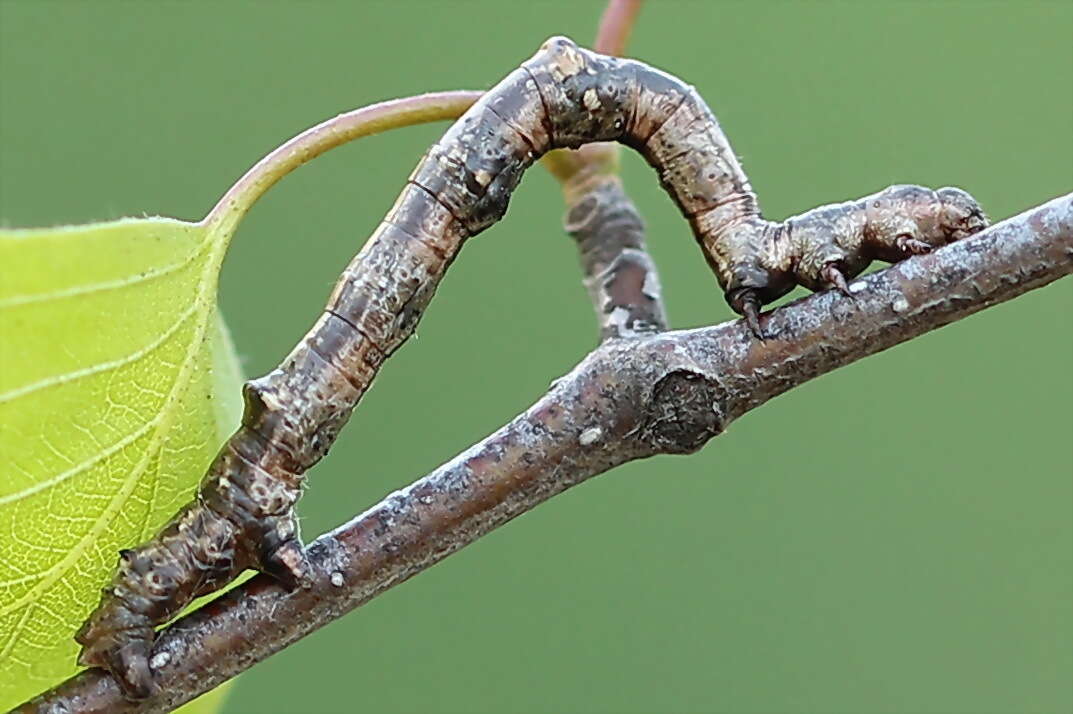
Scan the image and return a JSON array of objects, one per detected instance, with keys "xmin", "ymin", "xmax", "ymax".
[
  {"xmin": 563, "ymin": 174, "xmax": 667, "ymax": 337},
  {"xmin": 594, "ymin": 0, "xmax": 644, "ymax": 56},
  {"xmin": 547, "ymin": 0, "xmax": 665, "ymax": 338},
  {"xmin": 19, "ymin": 193, "xmax": 1072, "ymax": 714}
]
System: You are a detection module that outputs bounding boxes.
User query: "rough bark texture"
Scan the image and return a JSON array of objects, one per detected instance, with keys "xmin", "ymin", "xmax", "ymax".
[
  {"xmin": 563, "ymin": 174, "xmax": 667, "ymax": 338},
  {"xmin": 77, "ymin": 36, "xmax": 994, "ymax": 699},
  {"xmin": 25, "ymin": 193, "xmax": 1073, "ymax": 714}
]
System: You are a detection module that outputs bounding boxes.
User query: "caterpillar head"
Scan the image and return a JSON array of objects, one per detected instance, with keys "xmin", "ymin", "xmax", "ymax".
[
  {"xmin": 936, "ymin": 186, "xmax": 989, "ymax": 242},
  {"xmin": 865, "ymin": 185, "xmax": 988, "ymax": 262}
]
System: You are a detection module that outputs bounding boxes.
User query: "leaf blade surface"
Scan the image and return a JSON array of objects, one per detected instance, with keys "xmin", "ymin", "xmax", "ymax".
[{"xmin": 0, "ymin": 217, "xmax": 242, "ymax": 709}]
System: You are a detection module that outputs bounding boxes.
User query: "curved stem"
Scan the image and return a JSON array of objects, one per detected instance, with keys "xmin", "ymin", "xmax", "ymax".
[
  {"xmin": 201, "ymin": 91, "xmax": 482, "ymax": 236},
  {"xmin": 594, "ymin": 0, "xmax": 644, "ymax": 56}
]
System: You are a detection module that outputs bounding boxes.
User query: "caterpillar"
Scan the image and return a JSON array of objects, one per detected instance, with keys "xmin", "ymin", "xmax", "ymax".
[{"xmin": 75, "ymin": 36, "xmax": 986, "ymax": 698}]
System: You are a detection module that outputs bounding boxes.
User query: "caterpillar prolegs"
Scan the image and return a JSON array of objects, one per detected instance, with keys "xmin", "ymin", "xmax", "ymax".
[{"xmin": 75, "ymin": 36, "xmax": 987, "ymax": 698}]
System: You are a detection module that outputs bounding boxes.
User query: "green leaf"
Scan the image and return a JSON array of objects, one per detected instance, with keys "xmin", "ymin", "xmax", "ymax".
[{"xmin": 0, "ymin": 216, "xmax": 243, "ymax": 710}]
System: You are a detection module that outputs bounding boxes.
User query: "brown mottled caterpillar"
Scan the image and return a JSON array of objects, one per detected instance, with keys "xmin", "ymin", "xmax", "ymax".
[{"xmin": 76, "ymin": 36, "xmax": 987, "ymax": 698}]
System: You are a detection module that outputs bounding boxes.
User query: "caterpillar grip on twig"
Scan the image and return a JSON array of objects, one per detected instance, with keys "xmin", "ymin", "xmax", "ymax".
[{"xmin": 75, "ymin": 36, "xmax": 987, "ymax": 698}]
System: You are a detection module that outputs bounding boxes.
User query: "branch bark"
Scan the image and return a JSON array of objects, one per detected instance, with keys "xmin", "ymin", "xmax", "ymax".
[
  {"xmin": 19, "ymin": 193, "xmax": 1072, "ymax": 713},
  {"xmin": 563, "ymin": 174, "xmax": 667, "ymax": 338}
]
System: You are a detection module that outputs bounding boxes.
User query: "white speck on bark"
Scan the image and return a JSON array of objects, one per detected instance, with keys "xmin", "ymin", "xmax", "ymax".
[
  {"xmin": 642, "ymin": 270, "xmax": 662, "ymax": 300},
  {"xmin": 892, "ymin": 296, "xmax": 910, "ymax": 313},
  {"xmin": 579, "ymin": 427, "xmax": 602, "ymax": 446},
  {"xmin": 150, "ymin": 651, "xmax": 171, "ymax": 670},
  {"xmin": 583, "ymin": 89, "xmax": 600, "ymax": 111},
  {"xmin": 849, "ymin": 281, "xmax": 867, "ymax": 294},
  {"xmin": 330, "ymin": 571, "xmax": 345, "ymax": 587},
  {"xmin": 609, "ymin": 306, "xmax": 631, "ymax": 329}
]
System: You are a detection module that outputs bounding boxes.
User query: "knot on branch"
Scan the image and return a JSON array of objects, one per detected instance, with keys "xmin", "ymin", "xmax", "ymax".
[{"xmin": 640, "ymin": 369, "xmax": 725, "ymax": 454}]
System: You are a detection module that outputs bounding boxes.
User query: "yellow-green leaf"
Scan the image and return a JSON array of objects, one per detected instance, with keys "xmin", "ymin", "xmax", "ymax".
[{"xmin": 0, "ymin": 216, "xmax": 243, "ymax": 709}]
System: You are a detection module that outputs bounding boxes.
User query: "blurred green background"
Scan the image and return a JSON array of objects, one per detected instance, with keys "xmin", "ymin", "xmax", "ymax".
[{"xmin": 2, "ymin": 1, "xmax": 1070, "ymax": 712}]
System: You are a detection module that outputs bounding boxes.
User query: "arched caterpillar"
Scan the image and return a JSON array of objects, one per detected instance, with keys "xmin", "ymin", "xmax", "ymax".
[{"xmin": 75, "ymin": 36, "xmax": 987, "ymax": 698}]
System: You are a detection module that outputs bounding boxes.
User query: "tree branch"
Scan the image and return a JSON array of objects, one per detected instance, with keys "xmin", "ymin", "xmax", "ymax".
[
  {"xmin": 19, "ymin": 193, "xmax": 1071, "ymax": 713},
  {"xmin": 548, "ymin": 0, "xmax": 666, "ymax": 338},
  {"xmin": 563, "ymin": 174, "xmax": 667, "ymax": 338}
]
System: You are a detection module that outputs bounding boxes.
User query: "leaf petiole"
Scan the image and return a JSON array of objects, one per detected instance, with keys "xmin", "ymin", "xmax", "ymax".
[{"xmin": 201, "ymin": 91, "xmax": 482, "ymax": 237}]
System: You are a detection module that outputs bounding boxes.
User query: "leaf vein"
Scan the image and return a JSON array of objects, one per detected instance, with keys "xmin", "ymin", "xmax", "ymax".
[
  {"xmin": 0, "ymin": 244, "xmax": 204, "ymax": 309},
  {"xmin": 0, "ymin": 300, "xmax": 201, "ymax": 404}
]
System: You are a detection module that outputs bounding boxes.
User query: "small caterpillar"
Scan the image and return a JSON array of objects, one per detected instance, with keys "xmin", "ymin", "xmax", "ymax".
[{"xmin": 75, "ymin": 36, "xmax": 986, "ymax": 698}]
